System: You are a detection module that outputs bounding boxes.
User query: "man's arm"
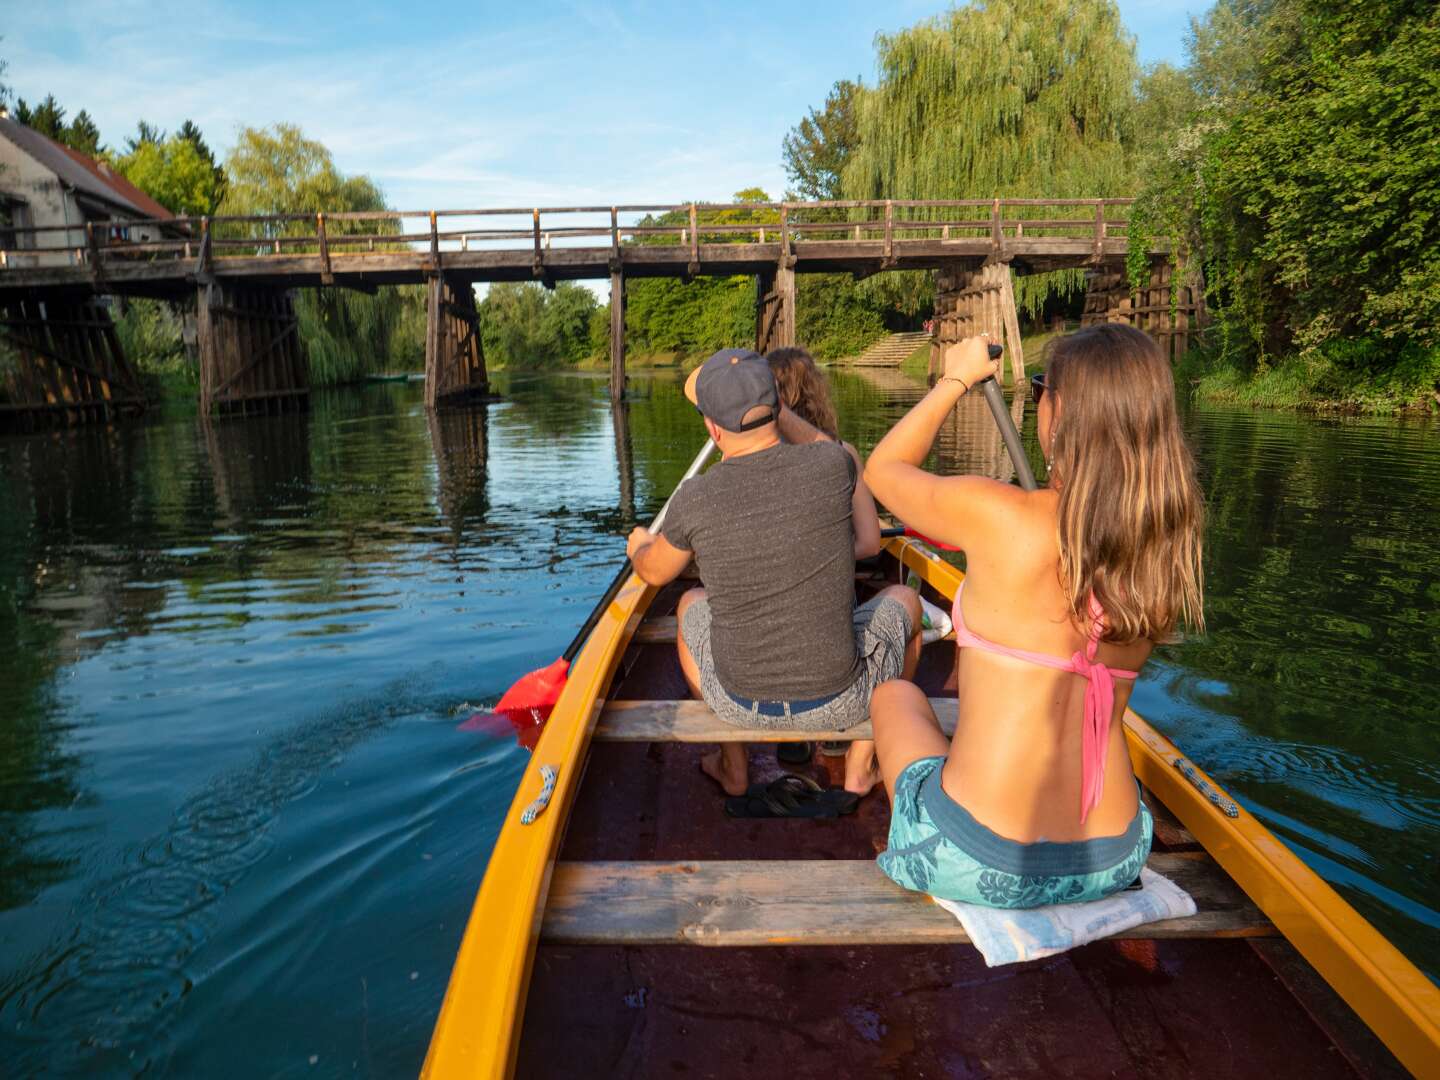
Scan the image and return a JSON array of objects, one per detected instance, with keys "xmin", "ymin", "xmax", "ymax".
[{"xmin": 626, "ymin": 527, "xmax": 692, "ymax": 586}]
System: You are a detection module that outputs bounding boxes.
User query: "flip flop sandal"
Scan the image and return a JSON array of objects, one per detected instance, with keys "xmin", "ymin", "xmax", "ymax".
[{"xmin": 724, "ymin": 774, "xmax": 859, "ymax": 819}]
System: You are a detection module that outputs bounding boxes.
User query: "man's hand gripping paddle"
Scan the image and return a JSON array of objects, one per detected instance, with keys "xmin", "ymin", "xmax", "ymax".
[{"xmin": 463, "ymin": 438, "xmax": 718, "ymax": 746}]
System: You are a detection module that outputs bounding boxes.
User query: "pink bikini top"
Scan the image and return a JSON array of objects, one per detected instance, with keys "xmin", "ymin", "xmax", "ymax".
[{"xmin": 951, "ymin": 582, "xmax": 1139, "ymax": 824}]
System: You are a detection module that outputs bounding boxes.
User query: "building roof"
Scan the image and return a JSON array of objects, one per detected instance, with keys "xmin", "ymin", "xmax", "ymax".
[{"xmin": 0, "ymin": 114, "xmax": 173, "ymax": 220}]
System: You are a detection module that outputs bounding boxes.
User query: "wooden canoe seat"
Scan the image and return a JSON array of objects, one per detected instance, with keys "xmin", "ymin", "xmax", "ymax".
[
  {"xmin": 595, "ymin": 698, "xmax": 960, "ymax": 742},
  {"xmin": 541, "ymin": 854, "xmax": 1276, "ymax": 946}
]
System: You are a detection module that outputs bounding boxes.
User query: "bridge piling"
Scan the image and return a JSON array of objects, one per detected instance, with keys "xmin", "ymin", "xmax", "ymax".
[
  {"xmin": 609, "ymin": 267, "xmax": 625, "ymax": 403},
  {"xmin": 197, "ymin": 283, "xmax": 308, "ymax": 416},
  {"xmin": 929, "ymin": 261, "xmax": 1025, "ymax": 386},
  {"xmin": 424, "ymin": 275, "xmax": 489, "ymax": 408},
  {"xmin": 755, "ymin": 261, "xmax": 795, "ymax": 355},
  {"xmin": 1081, "ymin": 259, "xmax": 1206, "ymax": 362},
  {"xmin": 0, "ymin": 294, "xmax": 146, "ymax": 431}
]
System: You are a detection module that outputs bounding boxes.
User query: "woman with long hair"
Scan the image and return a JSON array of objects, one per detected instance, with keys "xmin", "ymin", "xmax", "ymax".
[
  {"xmin": 766, "ymin": 347, "xmax": 841, "ymax": 439},
  {"xmin": 765, "ymin": 347, "xmax": 879, "ymax": 552},
  {"xmin": 863, "ymin": 325, "xmax": 1205, "ymax": 907}
]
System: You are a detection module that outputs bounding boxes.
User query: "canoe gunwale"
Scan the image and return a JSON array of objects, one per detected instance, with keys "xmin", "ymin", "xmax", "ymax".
[{"xmin": 421, "ymin": 571, "xmax": 662, "ymax": 1078}]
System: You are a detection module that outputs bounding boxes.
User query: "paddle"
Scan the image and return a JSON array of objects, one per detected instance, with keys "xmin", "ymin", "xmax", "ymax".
[
  {"xmin": 481, "ymin": 437, "xmax": 718, "ymax": 727},
  {"xmin": 976, "ymin": 343, "xmax": 1039, "ymax": 492}
]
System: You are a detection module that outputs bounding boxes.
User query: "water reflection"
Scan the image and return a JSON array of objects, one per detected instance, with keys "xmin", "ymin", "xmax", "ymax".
[
  {"xmin": 611, "ymin": 401, "xmax": 635, "ymax": 526},
  {"xmin": 428, "ymin": 406, "xmax": 490, "ymax": 540}
]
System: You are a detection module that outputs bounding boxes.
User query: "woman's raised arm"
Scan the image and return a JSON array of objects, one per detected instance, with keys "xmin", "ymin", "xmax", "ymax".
[{"xmin": 864, "ymin": 337, "xmax": 1018, "ymax": 551}]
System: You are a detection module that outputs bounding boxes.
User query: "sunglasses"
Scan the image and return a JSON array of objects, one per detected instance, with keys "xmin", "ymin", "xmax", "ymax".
[{"xmin": 1029, "ymin": 372, "xmax": 1048, "ymax": 403}]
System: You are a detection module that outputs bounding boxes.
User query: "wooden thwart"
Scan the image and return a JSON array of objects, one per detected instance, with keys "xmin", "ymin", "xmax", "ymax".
[
  {"xmin": 542, "ymin": 853, "xmax": 1275, "ymax": 946},
  {"xmin": 596, "ymin": 698, "xmax": 958, "ymax": 742}
]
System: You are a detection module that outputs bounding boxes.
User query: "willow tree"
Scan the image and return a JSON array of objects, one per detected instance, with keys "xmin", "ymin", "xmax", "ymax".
[
  {"xmin": 220, "ymin": 125, "xmax": 425, "ymax": 383},
  {"xmin": 843, "ymin": 0, "xmax": 1141, "ymax": 315}
]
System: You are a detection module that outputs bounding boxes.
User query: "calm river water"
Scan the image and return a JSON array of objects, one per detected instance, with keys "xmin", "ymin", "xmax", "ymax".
[{"xmin": 0, "ymin": 370, "xmax": 1436, "ymax": 1075}]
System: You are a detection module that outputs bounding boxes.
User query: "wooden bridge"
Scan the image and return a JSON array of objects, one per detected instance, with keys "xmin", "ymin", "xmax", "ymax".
[{"xmin": 0, "ymin": 198, "xmax": 1203, "ymax": 427}]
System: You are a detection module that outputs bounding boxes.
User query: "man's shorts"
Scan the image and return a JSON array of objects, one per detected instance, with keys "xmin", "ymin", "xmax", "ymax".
[{"xmin": 679, "ymin": 593, "xmax": 912, "ymax": 732}]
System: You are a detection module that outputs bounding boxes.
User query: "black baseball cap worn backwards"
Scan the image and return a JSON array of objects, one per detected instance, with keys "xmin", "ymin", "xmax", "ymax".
[{"xmin": 693, "ymin": 349, "xmax": 778, "ymax": 433}]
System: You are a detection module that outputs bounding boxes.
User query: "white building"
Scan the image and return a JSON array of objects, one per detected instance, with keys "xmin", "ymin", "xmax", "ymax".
[{"xmin": 0, "ymin": 111, "xmax": 173, "ymax": 268}]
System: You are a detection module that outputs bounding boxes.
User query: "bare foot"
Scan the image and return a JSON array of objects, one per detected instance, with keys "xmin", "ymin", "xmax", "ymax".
[
  {"xmin": 844, "ymin": 742, "xmax": 882, "ymax": 797},
  {"xmin": 700, "ymin": 748, "xmax": 749, "ymax": 797}
]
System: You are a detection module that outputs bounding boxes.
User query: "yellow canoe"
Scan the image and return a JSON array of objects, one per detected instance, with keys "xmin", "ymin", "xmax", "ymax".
[{"xmin": 424, "ymin": 536, "xmax": 1440, "ymax": 1078}]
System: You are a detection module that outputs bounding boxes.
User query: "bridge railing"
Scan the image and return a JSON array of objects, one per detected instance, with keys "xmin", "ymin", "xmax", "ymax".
[{"xmin": 0, "ymin": 198, "xmax": 1134, "ymax": 271}]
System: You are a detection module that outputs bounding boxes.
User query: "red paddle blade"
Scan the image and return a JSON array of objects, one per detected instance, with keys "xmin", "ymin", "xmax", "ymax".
[
  {"xmin": 494, "ymin": 656, "xmax": 570, "ymax": 714},
  {"xmin": 459, "ymin": 705, "xmax": 552, "ymax": 751}
]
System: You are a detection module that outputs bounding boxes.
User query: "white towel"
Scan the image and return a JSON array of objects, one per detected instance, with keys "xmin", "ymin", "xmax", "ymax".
[
  {"xmin": 932, "ymin": 868, "xmax": 1197, "ymax": 967},
  {"xmin": 918, "ymin": 594, "xmax": 953, "ymax": 645}
]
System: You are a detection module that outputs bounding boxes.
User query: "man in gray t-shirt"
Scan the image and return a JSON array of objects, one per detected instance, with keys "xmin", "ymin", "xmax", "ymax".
[{"xmin": 627, "ymin": 349, "xmax": 921, "ymax": 799}]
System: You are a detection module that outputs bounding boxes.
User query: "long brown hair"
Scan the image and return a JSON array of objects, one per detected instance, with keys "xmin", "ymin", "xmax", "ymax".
[
  {"xmin": 1044, "ymin": 324, "xmax": 1205, "ymax": 644},
  {"xmin": 766, "ymin": 347, "xmax": 839, "ymax": 439}
]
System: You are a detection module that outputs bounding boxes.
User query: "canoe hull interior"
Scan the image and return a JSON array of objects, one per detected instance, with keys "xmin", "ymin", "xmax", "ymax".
[{"xmin": 424, "ymin": 541, "xmax": 1431, "ymax": 1079}]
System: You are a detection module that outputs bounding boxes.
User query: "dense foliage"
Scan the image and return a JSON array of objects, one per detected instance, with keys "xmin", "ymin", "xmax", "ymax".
[
  {"xmin": 117, "ymin": 135, "xmax": 225, "ymax": 216},
  {"xmin": 480, "ymin": 282, "xmax": 598, "ymax": 368},
  {"xmin": 1131, "ymin": 0, "xmax": 1440, "ymax": 403}
]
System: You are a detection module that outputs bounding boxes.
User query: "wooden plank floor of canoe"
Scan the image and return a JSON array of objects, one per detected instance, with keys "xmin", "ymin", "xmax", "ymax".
[{"xmin": 516, "ymin": 576, "xmax": 1407, "ymax": 1079}]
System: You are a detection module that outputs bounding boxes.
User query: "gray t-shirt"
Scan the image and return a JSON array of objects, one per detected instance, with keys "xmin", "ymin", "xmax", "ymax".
[{"xmin": 662, "ymin": 441, "xmax": 858, "ymax": 700}]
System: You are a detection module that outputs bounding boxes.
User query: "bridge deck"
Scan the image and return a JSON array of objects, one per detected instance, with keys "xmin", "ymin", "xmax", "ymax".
[{"xmin": 0, "ymin": 198, "xmax": 1147, "ymax": 296}]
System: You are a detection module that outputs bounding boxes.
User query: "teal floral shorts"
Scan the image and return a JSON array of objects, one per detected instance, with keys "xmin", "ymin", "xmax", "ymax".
[{"xmin": 878, "ymin": 756, "xmax": 1153, "ymax": 909}]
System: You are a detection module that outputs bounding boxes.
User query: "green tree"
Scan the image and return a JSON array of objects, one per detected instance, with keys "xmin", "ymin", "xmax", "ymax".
[
  {"xmin": 842, "ymin": 0, "xmax": 1142, "ymax": 314},
  {"xmin": 782, "ymin": 78, "xmax": 862, "ymax": 201},
  {"xmin": 118, "ymin": 135, "xmax": 224, "ymax": 216},
  {"xmin": 540, "ymin": 283, "xmax": 600, "ymax": 364},
  {"xmin": 481, "ymin": 282, "xmax": 598, "ymax": 368},
  {"xmin": 176, "ymin": 119, "xmax": 226, "ymax": 207},
  {"xmin": 16, "ymin": 94, "xmax": 65, "ymax": 140},
  {"xmin": 123, "ymin": 120, "xmax": 163, "ymax": 154},
  {"xmin": 222, "ymin": 123, "xmax": 384, "ymax": 216},
  {"xmin": 844, "ymin": 0, "xmax": 1138, "ymax": 201},
  {"xmin": 64, "ymin": 109, "xmax": 101, "ymax": 157}
]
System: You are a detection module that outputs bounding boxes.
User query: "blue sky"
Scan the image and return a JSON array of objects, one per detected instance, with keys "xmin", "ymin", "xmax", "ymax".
[{"xmin": 8, "ymin": 1, "xmax": 1206, "ymax": 214}]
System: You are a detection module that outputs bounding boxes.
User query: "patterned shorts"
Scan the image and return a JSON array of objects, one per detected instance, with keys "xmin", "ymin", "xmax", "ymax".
[
  {"xmin": 680, "ymin": 594, "xmax": 912, "ymax": 732},
  {"xmin": 878, "ymin": 756, "xmax": 1153, "ymax": 908}
]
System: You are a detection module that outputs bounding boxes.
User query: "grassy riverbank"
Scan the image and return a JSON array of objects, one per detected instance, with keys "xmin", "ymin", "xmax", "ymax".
[{"xmin": 1180, "ymin": 343, "xmax": 1440, "ymax": 416}]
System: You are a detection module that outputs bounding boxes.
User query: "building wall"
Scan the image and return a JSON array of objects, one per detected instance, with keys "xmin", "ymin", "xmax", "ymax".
[
  {"xmin": 0, "ymin": 139, "xmax": 164, "ymax": 268},
  {"xmin": 0, "ymin": 137, "xmax": 82, "ymax": 266}
]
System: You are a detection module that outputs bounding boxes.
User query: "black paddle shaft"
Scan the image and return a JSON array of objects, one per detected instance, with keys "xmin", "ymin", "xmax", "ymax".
[{"xmin": 976, "ymin": 343, "xmax": 1039, "ymax": 492}]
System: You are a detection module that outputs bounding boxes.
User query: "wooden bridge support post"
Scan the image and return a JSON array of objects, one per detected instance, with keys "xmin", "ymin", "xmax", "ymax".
[
  {"xmin": 755, "ymin": 261, "xmax": 795, "ymax": 355},
  {"xmin": 0, "ymin": 294, "xmax": 147, "ymax": 431},
  {"xmin": 609, "ymin": 267, "xmax": 625, "ymax": 403},
  {"xmin": 425, "ymin": 275, "xmax": 489, "ymax": 409},
  {"xmin": 1080, "ymin": 259, "xmax": 1207, "ymax": 362},
  {"xmin": 196, "ymin": 283, "xmax": 308, "ymax": 416},
  {"xmin": 929, "ymin": 261, "xmax": 1025, "ymax": 387}
]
